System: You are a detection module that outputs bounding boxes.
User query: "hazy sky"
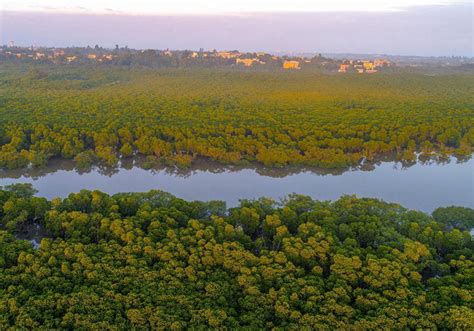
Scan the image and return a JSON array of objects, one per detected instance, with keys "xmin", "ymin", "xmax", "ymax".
[
  {"xmin": 2, "ymin": 0, "xmax": 466, "ymax": 14},
  {"xmin": 1, "ymin": 1, "xmax": 472, "ymax": 56}
]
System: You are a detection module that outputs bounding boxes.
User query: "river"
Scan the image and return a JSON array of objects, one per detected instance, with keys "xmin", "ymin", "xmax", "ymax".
[{"xmin": 0, "ymin": 157, "xmax": 472, "ymax": 212}]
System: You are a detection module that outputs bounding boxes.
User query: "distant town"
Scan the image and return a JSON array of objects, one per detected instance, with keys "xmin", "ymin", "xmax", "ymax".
[{"xmin": 1, "ymin": 43, "xmax": 472, "ymax": 73}]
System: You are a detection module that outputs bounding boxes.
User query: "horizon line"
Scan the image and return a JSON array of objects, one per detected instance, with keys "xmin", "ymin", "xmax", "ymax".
[{"xmin": 3, "ymin": 44, "xmax": 473, "ymax": 59}]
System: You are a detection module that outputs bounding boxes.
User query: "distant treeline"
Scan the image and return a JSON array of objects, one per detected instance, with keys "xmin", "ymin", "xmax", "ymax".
[
  {"xmin": 0, "ymin": 65, "xmax": 473, "ymax": 170},
  {"xmin": 1, "ymin": 46, "xmax": 341, "ymax": 71}
]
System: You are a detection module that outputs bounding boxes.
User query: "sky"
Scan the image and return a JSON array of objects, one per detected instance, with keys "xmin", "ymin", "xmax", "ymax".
[
  {"xmin": 1, "ymin": 0, "xmax": 472, "ymax": 56},
  {"xmin": 1, "ymin": 0, "xmax": 466, "ymax": 14}
]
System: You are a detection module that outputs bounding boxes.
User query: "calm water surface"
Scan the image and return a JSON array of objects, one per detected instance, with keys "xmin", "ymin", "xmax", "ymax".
[{"xmin": 0, "ymin": 158, "xmax": 472, "ymax": 212}]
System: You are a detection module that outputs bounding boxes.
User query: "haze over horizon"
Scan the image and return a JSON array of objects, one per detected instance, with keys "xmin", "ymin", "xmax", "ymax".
[{"xmin": 1, "ymin": 1, "xmax": 472, "ymax": 56}]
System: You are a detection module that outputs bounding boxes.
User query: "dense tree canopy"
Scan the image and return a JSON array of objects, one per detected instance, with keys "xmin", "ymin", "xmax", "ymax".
[
  {"xmin": 0, "ymin": 65, "xmax": 473, "ymax": 170},
  {"xmin": 0, "ymin": 185, "xmax": 472, "ymax": 329}
]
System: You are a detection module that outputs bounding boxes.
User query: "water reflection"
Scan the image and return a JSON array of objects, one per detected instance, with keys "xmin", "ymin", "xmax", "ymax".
[
  {"xmin": 14, "ymin": 222, "xmax": 49, "ymax": 249},
  {"xmin": 0, "ymin": 156, "xmax": 472, "ymax": 212},
  {"xmin": 1, "ymin": 154, "xmax": 470, "ymax": 180}
]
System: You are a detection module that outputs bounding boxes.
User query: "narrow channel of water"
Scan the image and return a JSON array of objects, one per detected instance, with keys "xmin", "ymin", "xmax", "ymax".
[{"xmin": 0, "ymin": 157, "xmax": 472, "ymax": 212}]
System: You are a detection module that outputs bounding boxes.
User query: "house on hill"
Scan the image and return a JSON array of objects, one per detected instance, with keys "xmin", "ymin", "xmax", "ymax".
[
  {"xmin": 66, "ymin": 56, "xmax": 77, "ymax": 63},
  {"xmin": 362, "ymin": 61, "xmax": 375, "ymax": 70},
  {"xmin": 283, "ymin": 60, "xmax": 300, "ymax": 69},
  {"xmin": 217, "ymin": 51, "xmax": 240, "ymax": 59},
  {"xmin": 338, "ymin": 64, "xmax": 350, "ymax": 72},
  {"xmin": 236, "ymin": 58, "xmax": 257, "ymax": 67}
]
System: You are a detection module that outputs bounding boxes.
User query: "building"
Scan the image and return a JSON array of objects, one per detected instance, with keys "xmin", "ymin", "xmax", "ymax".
[
  {"xmin": 87, "ymin": 54, "xmax": 97, "ymax": 59},
  {"xmin": 217, "ymin": 51, "xmax": 240, "ymax": 59},
  {"xmin": 53, "ymin": 50, "xmax": 65, "ymax": 57},
  {"xmin": 374, "ymin": 59, "xmax": 391, "ymax": 67},
  {"xmin": 283, "ymin": 60, "xmax": 300, "ymax": 69},
  {"xmin": 236, "ymin": 58, "xmax": 258, "ymax": 67},
  {"xmin": 66, "ymin": 56, "xmax": 77, "ymax": 63},
  {"xmin": 338, "ymin": 60, "xmax": 380, "ymax": 73},
  {"xmin": 34, "ymin": 52, "xmax": 46, "ymax": 59},
  {"xmin": 338, "ymin": 64, "xmax": 350, "ymax": 73},
  {"xmin": 362, "ymin": 61, "xmax": 375, "ymax": 70}
]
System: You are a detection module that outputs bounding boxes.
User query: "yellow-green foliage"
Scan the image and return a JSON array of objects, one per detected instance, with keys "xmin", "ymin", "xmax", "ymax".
[
  {"xmin": 0, "ymin": 186, "xmax": 472, "ymax": 329},
  {"xmin": 0, "ymin": 65, "xmax": 473, "ymax": 169}
]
